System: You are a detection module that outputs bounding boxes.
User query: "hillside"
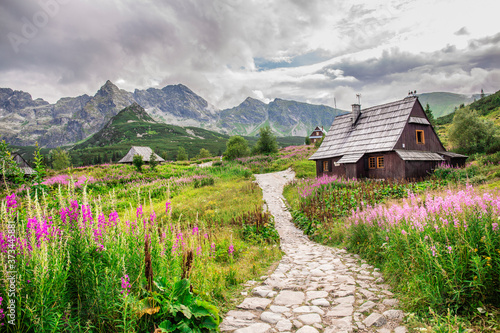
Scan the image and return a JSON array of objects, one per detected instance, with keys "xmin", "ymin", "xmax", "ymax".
[
  {"xmin": 434, "ymin": 90, "xmax": 500, "ymax": 148},
  {"xmin": 417, "ymin": 92, "xmax": 478, "ymax": 118},
  {"xmin": 68, "ymin": 103, "xmax": 303, "ymax": 165}
]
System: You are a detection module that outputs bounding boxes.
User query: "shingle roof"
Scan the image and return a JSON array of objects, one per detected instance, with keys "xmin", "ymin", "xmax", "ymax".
[
  {"xmin": 118, "ymin": 146, "xmax": 165, "ymax": 163},
  {"xmin": 337, "ymin": 153, "xmax": 364, "ymax": 164},
  {"xmin": 438, "ymin": 151, "xmax": 468, "ymax": 158},
  {"xmin": 395, "ymin": 150, "xmax": 444, "ymax": 161},
  {"xmin": 12, "ymin": 153, "xmax": 36, "ymax": 175},
  {"xmin": 408, "ymin": 117, "xmax": 430, "ymax": 125},
  {"xmin": 310, "ymin": 97, "xmax": 417, "ymax": 160}
]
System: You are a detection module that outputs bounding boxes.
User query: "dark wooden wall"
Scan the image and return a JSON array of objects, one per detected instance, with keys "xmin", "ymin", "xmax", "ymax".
[
  {"xmin": 363, "ymin": 152, "xmax": 405, "ymax": 179},
  {"xmin": 395, "ymin": 102, "xmax": 445, "ymax": 152},
  {"xmin": 315, "ymin": 157, "xmax": 346, "ymax": 178},
  {"xmin": 405, "ymin": 160, "xmax": 440, "ymax": 179}
]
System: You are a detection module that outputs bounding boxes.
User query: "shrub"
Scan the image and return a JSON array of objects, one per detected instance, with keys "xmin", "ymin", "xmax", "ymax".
[
  {"xmin": 177, "ymin": 147, "xmax": 188, "ymax": 161},
  {"xmin": 133, "ymin": 154, "xmax": 144, "ymax": 172},
  {"xmin": 252, "ymin": 126, "xmax": 278, "ymax": 155},
  {"xmin": 224, "ymin": 136, "xmax": 250, "ymax": 160}
]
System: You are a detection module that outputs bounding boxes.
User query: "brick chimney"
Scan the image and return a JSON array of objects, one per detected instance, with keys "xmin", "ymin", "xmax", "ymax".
[{"xmin": 351, "ymin": 104, "xmax": 361, "ymax": 126}]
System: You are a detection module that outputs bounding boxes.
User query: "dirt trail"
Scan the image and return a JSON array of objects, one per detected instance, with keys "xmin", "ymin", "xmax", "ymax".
[{"xmin": 220, "ymin": 169, "xmax": 407, "ymax": 333}]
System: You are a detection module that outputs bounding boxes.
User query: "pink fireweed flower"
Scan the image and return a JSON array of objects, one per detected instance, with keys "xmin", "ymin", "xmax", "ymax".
[
  {"xmin": 150, "ymin": 211, "xmax": 156, "ymax": 223},
  {"xmin": 228, "ymin": 244, "xmax": 234, "ymax": 256},
  {"xmin": 120, "ymin": 274, "xmax": 131, "ymax": 297},
  {"xmin": 401, "ymin": 230, "xmax": 407, "ymax": 236},
  {"xmin": 203, "ymin": 233, "xmax": 208, "ymax": 239},
  {"xmin": 5, "ymin": 193, "xmax": 17, "ymax": 213},
  {"xmin": 492, "ymin": 223, "xmax": 498, "ymax": 232},
  {"xmin": 430, "ymin": 245, "xmax": 437, "ymax": 257},
  {"xmin": 192, "ymin": 226, "xmax": 199, "ymax": 235},
  {"xmin": 447, "ymin": 246, "xmax": 452, "ymax": 254},
  {"xmin": 165, "ymin": 201, "xmax": 171, "ymax": 214},
  {"xmin": 196, "ymin": 246, "xmax": 202, "ymax": 256},
  {"xmin": 109, "ymin": 211, "xmax": 119, "ymax": 226},
  {"xmin": 136, "ymin": 205, "xmax": 143, "ymax": 219},
  {"xmin": 210, "ymin": 242, "xmax": 216, "ymax": 257},
  {"xmin": 0, "ymin": 296, "xmax": 4, "ymax": 324}
]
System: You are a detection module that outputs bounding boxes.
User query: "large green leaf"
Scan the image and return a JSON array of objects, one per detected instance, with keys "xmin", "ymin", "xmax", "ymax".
[
  {"xmin": 158, "ymin": 319, "xmax": 175, "ymax": 332},
  {"xmin": 179, "ymin": 304, "xmax": 192, "ymax": 319}
]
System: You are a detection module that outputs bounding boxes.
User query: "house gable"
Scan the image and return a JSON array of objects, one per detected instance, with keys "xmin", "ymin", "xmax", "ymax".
[{"xmin": 393, "ymin": 100, "xmax": 445, "ymax": 152}]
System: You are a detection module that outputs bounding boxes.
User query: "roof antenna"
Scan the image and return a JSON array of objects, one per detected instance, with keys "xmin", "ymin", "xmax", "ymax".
[
  {"xmin": 334, "ymin": 97, "xmax": 337, "ymax": 109},
  {"xmin": 356, "ymin": 93, "xmax": 361, "ymax": 105}
]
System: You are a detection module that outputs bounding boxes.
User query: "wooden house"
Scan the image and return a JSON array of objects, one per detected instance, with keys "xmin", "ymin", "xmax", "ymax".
[
  {"xmin": 310, "ymin": 96, "xmax": 467, "ymax": 179},
  {"xmin": 12, "ymin": 153, "xmax": 36, "ymax": 175},
  {"xmin": 309, "ymin": 126, "xmax": 327, "ymax": 144},
  {"xmin": 118, "ymin": 146, "xmax": 165, "ymax": 164}
]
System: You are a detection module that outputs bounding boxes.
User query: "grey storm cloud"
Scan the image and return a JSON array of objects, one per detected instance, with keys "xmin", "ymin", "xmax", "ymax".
[{"xmin": 0, "ymin": 0, "xmax": 499, "ymax": 109}]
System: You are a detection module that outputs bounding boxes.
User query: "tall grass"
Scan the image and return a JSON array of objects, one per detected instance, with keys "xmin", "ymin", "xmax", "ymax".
[
  {"xmin": 0, "ymin": 160, "xmax": 281, "ymax": 331},
  {"xmin": 347, "ymin": 185, "xmax": 499, "ymax": 315}
]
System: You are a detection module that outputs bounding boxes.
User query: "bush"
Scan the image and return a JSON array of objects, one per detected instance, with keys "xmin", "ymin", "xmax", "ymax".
[
  {"xmin": 177, "ymin": 147, "xmax": 188, "ymax": 161},
  {"xmin": 133, "ymin": 154, "xmax": 144, "ymax": 172},
  {"xmin": 253, "ymin": 126, "xmax": 278, "ymax": 155},
  {"xmin": 50, "ymin": 147, "xmax": 71, "ymax": 170},
  {"xmin": 224, "ymin": 136, "xmax": 250, "ymax": 160},
  {"xmin": 448, "ymin": 108, "xmax": 499, "ymax": 154}
]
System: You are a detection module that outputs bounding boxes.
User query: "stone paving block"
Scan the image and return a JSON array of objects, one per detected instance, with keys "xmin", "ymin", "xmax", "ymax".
[
  {"xmin": 363, "ymin": 313, "xmax": 387, "ymax": 327},
  {"xmin": 358, "ymin": 300, "xmax": 376, "ymax": 313},
  {"xmin": 383, "ymin": 309, "xmax": 405, "ymax": 321},
  {"xmin": 326, "ymin": 303, "xmax": 354, "ymax": 317},
  {"xmin": 311, "ymin": 298, "xmax": 330, "ymax": 307},
  {"xmin": 382, "ymin": 298, "xmax": 399, "ymax": 306},
  {"xmin": 335, "ymin": 295, "xmax": 355, "ymax": 304},
  {"xmin": 297, "ymin": 313, "xmax": 322, "ymax": 325},
  {"xmin": 234, "ymin": 323, "xmax": 272, "ymax": 333},
  {"xmin": 274, "ymin": 290, "xmax": 305, "ymax": 305},
  {"xmin": 270, "ymin": 305, "xmax": 289, "ymax": 313},
  {"xmin": 276, "ymin": 319, "xmax": 293, "ymax": 332},
  {"xmin": 394, "ymin": 326, "xmax": 408, "ymax": 333},
  {"xmin": 261, "ymin": 311, "xmax": 284, "ymax": 324},
  {"xmin": 237, "ymin": 297, "xmax": 272, "ymax": 310},
  {"xmin": 306, "ymin": 290, "xmax": 328, "ymax": 300},
  {"xmin": 296, "ymin": 325, "xmax": 319, "ymax": 333},
  {"xmin": 292, "ymin": 306, "xmax": 325, "ymax": 315}
]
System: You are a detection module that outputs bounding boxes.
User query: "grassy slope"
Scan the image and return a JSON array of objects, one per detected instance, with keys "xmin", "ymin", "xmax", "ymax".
[
  {"xmin": 435, "ymin": 90, "xmax": 500, "ymax": 149},
  {"xmin": 418, "ymin": 92, "xmax": 475, "ymax": 118}
]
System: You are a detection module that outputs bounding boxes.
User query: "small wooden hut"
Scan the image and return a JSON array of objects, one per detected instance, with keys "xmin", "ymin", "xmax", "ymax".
[
  {"xmin": 310, "ymin": 96, "xmax": 467, "ymax": 179},
  {"xmin": 118, "ymin": 146, "xmax": 165, "ymax": 164},
  {"xmin": 12, "ymin": 153, "xmax": 36, "ymax": 175},
  {"xmin": 308, "ymin": 126, "xmax": 327, "ymax": 143}
]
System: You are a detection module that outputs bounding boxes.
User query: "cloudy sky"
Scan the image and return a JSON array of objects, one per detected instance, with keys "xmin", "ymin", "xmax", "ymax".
[{"xmin": 1, "ymin": 0, "xmax": 499, "ymax": 110}]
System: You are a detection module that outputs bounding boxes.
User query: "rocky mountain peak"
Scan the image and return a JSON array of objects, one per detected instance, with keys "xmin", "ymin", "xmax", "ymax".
[{"xmin": 95, "ymin": 80, "xmax": 120, "ymax": 97}]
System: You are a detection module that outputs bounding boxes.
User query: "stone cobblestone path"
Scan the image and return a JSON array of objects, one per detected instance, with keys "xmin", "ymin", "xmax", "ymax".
[{"xmin": 221, "ymin": 170, "xmax": 408, "ymax": 333}]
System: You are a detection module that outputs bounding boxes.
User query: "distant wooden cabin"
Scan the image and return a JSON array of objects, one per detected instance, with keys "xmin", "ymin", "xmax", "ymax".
[
  {"xmin": 309, "ymin": 126, "xmax": 327, "ymax": 143},
  {"xmin": 310, "ymin": 96, "xmax": 467, "ymax": 179},
  {"xmin": 12, "ymin": 153, "xmax": 36, "ymax": 175},
  {"xmin": 118, "ymin": 146, "xmax": 165, "ymax": 164}
]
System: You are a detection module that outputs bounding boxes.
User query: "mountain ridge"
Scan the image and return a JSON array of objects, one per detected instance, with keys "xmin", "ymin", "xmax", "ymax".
[{"xmin": 0, "ymin": 81, "xmax": 478, "ymax": 148}]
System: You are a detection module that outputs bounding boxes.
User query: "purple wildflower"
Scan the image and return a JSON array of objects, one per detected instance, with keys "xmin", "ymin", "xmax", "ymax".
[
  {"xmin": 5, "ymin": 194, "xmax": 17, "ymax": 213},
  {"xmin": 120, "ymin": 274, "xmax": 131, "ymax": 297},
  {"xmin": 136, "ymin": 205, "xmax": 143, "ymax": 219},
  {"xmin": 493, "ymin": 223, "xmax": 498, "ymax": 232},
  {"xmin": 228, "ymin": 244, "xmax": 234, "ymax": 256}
]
